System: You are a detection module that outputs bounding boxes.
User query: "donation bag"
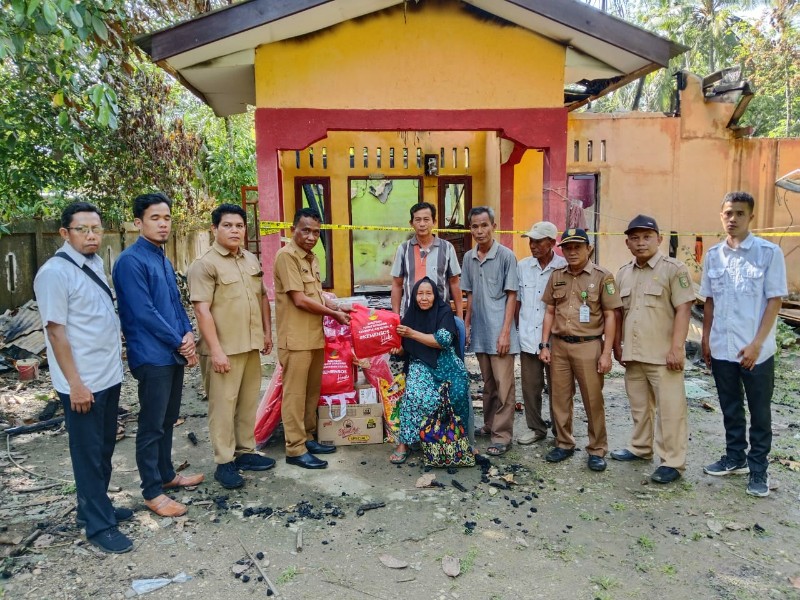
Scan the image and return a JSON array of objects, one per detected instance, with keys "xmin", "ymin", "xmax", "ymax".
[{"xmin": 350, "ymin": 304, "xmax": 401, "ymax": 358}]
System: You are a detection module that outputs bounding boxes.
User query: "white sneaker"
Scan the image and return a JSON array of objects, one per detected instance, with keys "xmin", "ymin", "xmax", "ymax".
[{"xmin": 517, "ymin": 430, "xmax": 546, "ymax": 445}]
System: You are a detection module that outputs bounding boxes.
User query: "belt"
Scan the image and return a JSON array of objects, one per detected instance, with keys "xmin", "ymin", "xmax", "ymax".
[{"xmin": 555, "ymin": 335, "xmax": 602, "ymax": 344}]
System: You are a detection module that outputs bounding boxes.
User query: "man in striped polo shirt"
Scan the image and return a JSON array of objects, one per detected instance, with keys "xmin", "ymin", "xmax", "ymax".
[{"xmin": 390, "ymin": 202, "xmax": 463, "ymax": 318}]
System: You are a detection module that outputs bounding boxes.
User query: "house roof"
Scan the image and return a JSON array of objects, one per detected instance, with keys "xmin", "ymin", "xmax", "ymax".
[{"xmin": 137, "ymin": 0, "xmax": 685, "ymax": 117}]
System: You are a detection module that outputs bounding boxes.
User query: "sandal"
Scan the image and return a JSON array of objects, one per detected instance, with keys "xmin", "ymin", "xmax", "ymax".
[
  {"xmin": 486, "ymin": 444, "xmax": 508, "ymax": 456},
  {"xmin": 389, "ymin": 448, "xmax": 410, "ymax": 464}
]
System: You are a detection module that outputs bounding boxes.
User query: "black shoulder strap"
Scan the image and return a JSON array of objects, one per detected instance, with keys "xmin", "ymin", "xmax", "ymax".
[{"xmin": 55, "ymin": 253, "xmax": 114, "ymax": 302}]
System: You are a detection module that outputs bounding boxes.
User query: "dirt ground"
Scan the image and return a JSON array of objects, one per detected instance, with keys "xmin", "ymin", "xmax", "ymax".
[{"xmin": 1, "ymin": 346, "xmax": 800, "ymax": 600}]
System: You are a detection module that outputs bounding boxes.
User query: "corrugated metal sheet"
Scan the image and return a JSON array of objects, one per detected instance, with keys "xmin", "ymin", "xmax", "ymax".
[{"xmin": 0, "ymin": 300, "xmax": 42, "ymax": 345}]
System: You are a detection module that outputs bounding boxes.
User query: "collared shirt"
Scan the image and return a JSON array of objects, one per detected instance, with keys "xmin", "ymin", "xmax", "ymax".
[
  {"xmin": 274, "ymin": 239, "xmax": 325, "ymax": 351},
  {"xmin": 187, "ymin": 242, "xmax": 265, "ymax": 356},
  {"xmin": 541, "ymin": 261, "xmax": 622, "ymax": 337},
  {"xmin": 616, "ymin": 252, "xmax": 696, "ymax": 364},
  {"xmin": 461, "ymin": 240, "xmax": 520, "ymax": 355},
  {"xmin": 517, "ymin": 252, "xmax": 567, "ymax": 354},
  {"xmin": 112, "ymin": 236, "xmax": 192, "ymax": 370},
  {"xmin": 34, "ymin": 242, "xmax": 124, "ymax": 394},
  {"xmin": 391, "ymin": 235, "xmax": 461, "ymax": 313},
  {"xmin": 699, "ymin": 234, "xmax": 787, "ymax": 364}
]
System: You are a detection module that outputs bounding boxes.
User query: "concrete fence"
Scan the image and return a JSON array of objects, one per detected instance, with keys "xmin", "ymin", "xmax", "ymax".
[{"xmin": 1, "ymin": 220, "xmax": 212, "ymax": 312}]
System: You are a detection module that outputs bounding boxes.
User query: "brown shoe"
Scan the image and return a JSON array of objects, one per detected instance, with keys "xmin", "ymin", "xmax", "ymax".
[
  {"xmin": 163, "ymin": 472, "xmax": 205, "ymax": 490},
  {"xmin": 144, "ymin": 494, "xmax": 188, "ymax": 517}
]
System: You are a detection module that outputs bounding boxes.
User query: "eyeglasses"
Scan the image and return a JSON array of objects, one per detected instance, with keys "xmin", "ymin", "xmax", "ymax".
[{"xmin": 66, "ymin": 226, "xmax": 104, "ymax": 235}]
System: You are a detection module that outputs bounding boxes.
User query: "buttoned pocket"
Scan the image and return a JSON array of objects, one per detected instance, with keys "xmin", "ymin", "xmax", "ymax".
[
  {"xmin": 620, "ymin": 287, "xmax": 632, "ymax": 310},
  {"xmin": 247, "ymin": 264, "xmax": 263, "ymax": 297},
  {"xmin": 738, "ymin": 264, "xmax": 764, "ymax": 296},
  {"xmin": 217, "ymin": 274, "xmax": 242, "ymax": 299},
  {"xmin": 644, "ymin": 284, "xmax": 663, "ymax": 307},
  {"xmin": 552, "ymin": 288, "xmax": 567, "ymax": 301},
  {"xmin": 707, "ymin": 268, "xmax": 725, "ymax": 294},
  {"xmin": 302, "ymin": 271, "xmax": 319, "ymax": 296}
]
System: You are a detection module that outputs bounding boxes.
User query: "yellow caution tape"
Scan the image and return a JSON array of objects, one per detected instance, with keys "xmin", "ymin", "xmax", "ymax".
[{"xmin": 260, "ymin": 220, "xmax": 800, "ymax": 238}]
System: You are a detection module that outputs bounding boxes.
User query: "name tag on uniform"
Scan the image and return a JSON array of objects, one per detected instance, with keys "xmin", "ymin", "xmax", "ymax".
[{"xmin": 579, "ymin": 304, "xmax": 590, "ymax": 323}]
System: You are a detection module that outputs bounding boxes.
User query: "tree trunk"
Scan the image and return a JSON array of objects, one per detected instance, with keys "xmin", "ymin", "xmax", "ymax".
[{"xmin": 631, "ymin": 76, "xmax": 646, "ymax": 111}]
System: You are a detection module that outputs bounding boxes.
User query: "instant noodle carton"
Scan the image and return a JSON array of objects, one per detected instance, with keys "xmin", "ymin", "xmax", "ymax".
[{"xmin": 317, "ymin": 404, "xmax": 384, "ymax": 446}]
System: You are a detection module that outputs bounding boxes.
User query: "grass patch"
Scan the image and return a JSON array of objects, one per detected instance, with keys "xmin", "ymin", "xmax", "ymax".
[
  {"xmin": 690, "ymin": 531, "xmax": 704, "ymax": 541},
  {"xmin": 277, "ymin": 566, "xmax": 298, "ymax": 584},
  {"xmin": 611, "ymin": 502, "xmax": 626, "ymax": 511},
  {"xmin": 579, "ymin": 512, "xmax": 598, "ymax": 521},
  {"xmin": 590, "ymin": 575, "xmax": 618, "ymax": 590},
  {"xmin": 637, "ymin": 535, "xmax": 655, "ymax": 551},
  {"xmin": 661, "ymin": 564, "xmax": 677, "ymax": 576},
  {"xmin": 461, "ymin": 547, "xmax": 479, "ymax": 574}
]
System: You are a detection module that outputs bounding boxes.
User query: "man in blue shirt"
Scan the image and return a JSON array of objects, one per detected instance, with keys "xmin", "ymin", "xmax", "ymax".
[
  {"xmin": 113, "ymin": 193, "xmax": 204, "ymax": 517},
  {"xmin": 700, "ymin": 191, "xmax": 787, "ymax": 497}
]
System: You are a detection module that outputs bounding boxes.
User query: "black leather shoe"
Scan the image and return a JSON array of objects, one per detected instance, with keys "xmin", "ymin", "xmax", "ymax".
[
  {"xmin": 545, "ymin": 447, "xmax": 574, "ymax": 463},
  {"xmin": 588, "ymin": 455, "xmax": 607, "ymax": 472},
  {"xmin": 306, "ymin": 440, "xmax": 337, "ymax": 455},
  {"xmin": 610, "ymin": 448, "xmax": 648, "ymax": 461},
  {"xmin": 651, "ymin": 466, "xmax": 681, "ymax": 483},
  {"xmin": 286, "ymin": 452, "xmax": 328, "ymax": 469}
]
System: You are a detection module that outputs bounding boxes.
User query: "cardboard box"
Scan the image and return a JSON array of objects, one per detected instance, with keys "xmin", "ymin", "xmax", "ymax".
[
  {"xmin": 317, "ymin": 404, "xmax": 384, "ymax": 446},
  {"xmin": 355, "ymin": 383, "xmax": 377, "ymax": 404}
]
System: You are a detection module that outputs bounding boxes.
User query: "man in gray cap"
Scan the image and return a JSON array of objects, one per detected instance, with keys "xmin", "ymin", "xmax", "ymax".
[
  {"xmin": 612, "ymin": 214, "xmax": 695, "ymax": 483},
  {"xmin": 516, "ymin": 221, "xmax": 566, "ymax": 445}
]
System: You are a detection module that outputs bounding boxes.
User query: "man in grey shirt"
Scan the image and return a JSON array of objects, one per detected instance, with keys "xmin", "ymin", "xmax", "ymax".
[
  {"xmin": 462, "ymin": 206, "xmax": 519, "ymax": 456},
  {"xmin": 34, "ymin": 202, "xmax": 133, "ymax": 554}
]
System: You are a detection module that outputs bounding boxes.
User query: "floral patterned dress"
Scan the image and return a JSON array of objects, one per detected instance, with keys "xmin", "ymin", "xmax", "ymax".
[{"xmin": 399, "ymin": 329, "xmax": 469, "ymax": 444}]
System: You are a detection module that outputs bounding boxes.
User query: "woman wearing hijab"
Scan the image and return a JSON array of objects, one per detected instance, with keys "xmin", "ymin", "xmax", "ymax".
[{"xmin": 389, "ymin": 277, "xmax": 469, "ymax": 464}]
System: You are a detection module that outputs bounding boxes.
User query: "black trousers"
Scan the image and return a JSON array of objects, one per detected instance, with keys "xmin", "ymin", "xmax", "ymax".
[
  {"xmin": 58, "ymin": 383, "xmax": 121, "ymax": 538},
  {"xmin": 711, "ymin": 356, "xmax": 774, "ymax": 473},
  {"xmin": 131, "ymin": 364, "xmax": 184, "ymax": 500}
]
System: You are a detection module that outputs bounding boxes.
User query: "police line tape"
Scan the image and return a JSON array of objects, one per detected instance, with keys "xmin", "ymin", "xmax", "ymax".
[{"xmin": 258, "ymin": 220, "xmax": 800, "ymax": 238}]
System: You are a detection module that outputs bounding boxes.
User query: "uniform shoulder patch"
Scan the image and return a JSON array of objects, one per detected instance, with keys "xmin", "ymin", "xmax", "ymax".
[
  {"xmin": 604, "ymin": 279, "xmax": 616, "ymax": 295},
  {"xmin": 678, "ymin": 273, "xmax": 690, "ymax": 288}
]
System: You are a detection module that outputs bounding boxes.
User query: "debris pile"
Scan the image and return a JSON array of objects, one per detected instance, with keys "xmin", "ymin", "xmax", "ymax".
[{"xmin": 0, "ymin": 301, "xmax": 46, "ymax": 375}]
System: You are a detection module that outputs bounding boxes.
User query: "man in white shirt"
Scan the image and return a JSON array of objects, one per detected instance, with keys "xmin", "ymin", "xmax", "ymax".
[
  {"xmin": 700, "ymin": 191, "xmax": 787, "ymax": 497},
  {"xmin": 34, "ymin": 202, "xmax": 132, "ymax": 553},
  {"xmin": 515, "ymin": 221, "xmax": 566, "ymax": 445}
]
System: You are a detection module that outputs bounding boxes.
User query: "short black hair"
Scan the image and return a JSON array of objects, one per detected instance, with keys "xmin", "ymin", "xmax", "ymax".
[
  {"xmin": 293, "ymin": 207, "xmax": 322, "ymax": 226},
  {"xmin": 211, "ymin": 203, "xmax": 247, "ymax": 227},
  {"xmin": 61, "ymin": 201, "xmax": 101, "ymax": 229},
  {"xmin": 468, "ymin": 206, "xmax": 495, "ymax": 224},
  {"xmin": 721, "ymin": 191, "xmax": 755, "ymax": 211},
  {"xmin": 410, "ymin": 202, "xmax": 436, "ymax": 221},
  {"xmin": 133, "ymin": 192, "xmax": 172, "ymax": 219}
]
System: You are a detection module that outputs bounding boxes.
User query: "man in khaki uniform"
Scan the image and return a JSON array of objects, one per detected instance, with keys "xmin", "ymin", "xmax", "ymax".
[
  {"xmin": 540, "ymin": 228, "xmax": 621, "ymax": 472},
  {"xmin": 612, "ymin": 215, "xmax": 695, "ymax": 484},
  {"xmin": 189, "ymin": 204, "xmax": 274, "ymax": 490},
  {"xmin": 274, "ymin": 208, "xmax": 350, "ymax": 470}
]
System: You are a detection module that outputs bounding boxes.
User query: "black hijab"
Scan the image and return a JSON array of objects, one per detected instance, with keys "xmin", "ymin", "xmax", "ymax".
[{"xmin": 401, "ymin": 277, "xmax": 458, "ymax": 370}]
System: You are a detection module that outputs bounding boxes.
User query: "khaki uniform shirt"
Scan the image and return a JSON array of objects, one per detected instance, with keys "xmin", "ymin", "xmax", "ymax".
[
  {"xmin": 616, "ymin": 252, "xmax": 695, "ymax": 364},
  {"xmin": 541, "ymin": 261, "xmax": 622, "ymax": 337},
  {"xmin": 274, "ymin": 240, "xmax": 324, "ymax": 351},
  {"xmin": 188, "ymin": 242, "xmax": 265, "ymax": 356}
]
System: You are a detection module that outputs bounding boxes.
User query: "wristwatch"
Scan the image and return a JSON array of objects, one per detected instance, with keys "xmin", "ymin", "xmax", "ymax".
[{"xmin": 538, "ymin": 342, "xmax": 550, "ymax": 350}]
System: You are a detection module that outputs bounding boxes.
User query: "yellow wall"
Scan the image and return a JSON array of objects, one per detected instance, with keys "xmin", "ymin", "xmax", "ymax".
[
  {"xmin": 568, "ymin": 73, "xmax": 800, "ymax": 291},
  {"xmin": 280, "ymin": 130, "xmax": 489, "ymax": 296},
  {"xmin": 255, "ymin": 0, "xmax": 564, "ymax": 110},
  {"xmin": 512, "ymin": 149, "xmax": 545, "ymax": 257}
]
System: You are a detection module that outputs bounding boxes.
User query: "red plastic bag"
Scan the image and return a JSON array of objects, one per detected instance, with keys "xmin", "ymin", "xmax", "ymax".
[
  {"xmin": 350, "ymin": 304, "xmax": 401, "ymax": 359},
  {"xmin": 320, "ymin": 340, "xmax": 355, "ymax": 395},
  {"xmin": 254, "ymin": 364, "xmax": 283, "ymax": 447}
]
